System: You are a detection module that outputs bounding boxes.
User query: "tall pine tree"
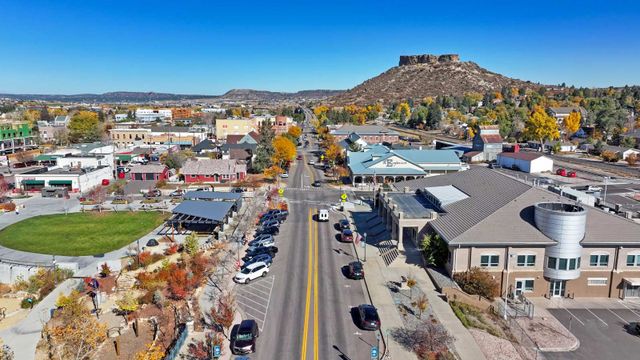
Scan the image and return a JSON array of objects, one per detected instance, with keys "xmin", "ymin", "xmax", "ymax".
[{"xmin": 252, "ymin": 120, "xmax": 275, "ymax": 172}]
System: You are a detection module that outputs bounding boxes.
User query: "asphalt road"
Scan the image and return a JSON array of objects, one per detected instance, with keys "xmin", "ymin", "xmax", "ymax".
[{"xmin": 245, "ymin": 114, "xmax": 378, "ymax": 359}]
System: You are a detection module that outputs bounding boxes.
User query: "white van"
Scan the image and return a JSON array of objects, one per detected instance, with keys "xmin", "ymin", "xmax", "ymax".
[{"xmin": 317, "ymin": 209, "xmax": 329, "ymax": 222}]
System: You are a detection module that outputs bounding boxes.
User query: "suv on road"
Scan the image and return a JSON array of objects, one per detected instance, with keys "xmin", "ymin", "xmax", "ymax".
[
  {"xmin": 231, "ymin": 319, "xmax": 260, "ymax": 354},
  {"xmin": 234, "ymin": 262, "xmax": 269, "ymax": 284},
  {"xmin": 347, "ymin": 261, "xmax": 364, "ymax": 279},
  {"xmin": 356, "ymin": 304, "xmax": 380, "ymax": 331}
]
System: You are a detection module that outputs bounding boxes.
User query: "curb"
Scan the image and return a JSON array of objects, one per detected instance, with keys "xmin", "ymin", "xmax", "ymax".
[{"xmin": 537, "ymin": 338, "xmax": 580, "ymax": 353}]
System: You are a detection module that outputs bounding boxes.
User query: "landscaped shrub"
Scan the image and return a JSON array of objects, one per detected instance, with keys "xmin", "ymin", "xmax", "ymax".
[
  {"xmin": 601, "ymin": 150, "xmax": 620, "ymax": 162},
  {"xmin": 100, "ymin": 263, "xmax": 111, "ymax": 277},
  {"xmin": 453, "ymin": 267, "xmax": 499, "ymax": 299},
  {"xmin": 165, "ymin": 243, "xmax": 178, "ymax": 255}
]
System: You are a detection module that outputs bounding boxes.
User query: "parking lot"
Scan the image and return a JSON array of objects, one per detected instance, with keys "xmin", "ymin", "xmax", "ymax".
[
  {"xmin": 545, "ymin": 300, "xmax": 640, "ymax": 360},
  {"xmin": 235, "ymin": 275, "xmax": 275, "ymax": 332}
]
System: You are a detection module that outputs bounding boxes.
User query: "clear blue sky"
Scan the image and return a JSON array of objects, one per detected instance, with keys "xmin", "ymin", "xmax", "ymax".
[{"xmin": 1, "ymin": 0, "xmax": 639, "ymax": 94}]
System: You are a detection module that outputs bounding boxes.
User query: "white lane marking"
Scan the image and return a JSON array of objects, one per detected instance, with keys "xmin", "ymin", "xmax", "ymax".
[
  {"xmin": 561, "ymin": 306, "xmax": 584, "ymax": 326},
  {"xmin": 239, "ymin": 286, "xmax": 271, "ymax": 298},
  {"xmin": 584, "ymin": 307, "xmax": 608, "ymax": 326},
  {"xmin": 344, "ymin": 284, "xmax": 351, "ymax": 288},
  {"xmin": 354, "ymin": 331, "xmax": 362, "ymax": 336},
  {"xmin": 236, "ymin": 299, "xmax": 267, "ymax": 316},
  {"xmin": 237, "ymin": 295, "xmax": 268, "ymax": 309},
  {"xmin": 607, "ymin": 308, "xmax": 629, "ymax": 325},
  {"xmin": 618, "ymin": 300, "xmax": 640, "ymax": 320}
]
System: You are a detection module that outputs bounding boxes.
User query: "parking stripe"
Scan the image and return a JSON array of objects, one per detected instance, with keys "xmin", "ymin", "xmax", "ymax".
[
  {"xmin": 618, "ymin": 300, "xmax": 640, "ymax": 320},
  {"xmin": 607, "ymin": 309, "xmax": 629, "ymax": 325},
  {"xmin": 561, "ymin": 307, "xmax": 585, "ymax": 325},
  {"xmin": 584, "ymin": 307, "xmax": 608, "ymax": 326},
  {"xmin": 238, "ymin": 295, "xmax": 268, "ymax": 309},
  {"xmin": 239, "ymin": 286, "xmax": 271, "ymax": 298}
]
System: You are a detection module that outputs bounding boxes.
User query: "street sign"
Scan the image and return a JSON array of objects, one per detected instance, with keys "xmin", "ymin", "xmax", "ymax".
[
  {"xmin": 278, "ymin": 188, "xmax": 284, "ymax": 197},
  {"xmin": 213, "ymin": 344, "xmax": 221, "ymax": 358},
  {"xmin": 321, "ymin": 155, "xmax": 325, "ymax": 161},
  {"xmin": 340, "ymin": 193, "xmax": 347, "ymax": 200},
  {"xmin": 371, "ymin": 346, "xmax": 378, "ymax": 359}
]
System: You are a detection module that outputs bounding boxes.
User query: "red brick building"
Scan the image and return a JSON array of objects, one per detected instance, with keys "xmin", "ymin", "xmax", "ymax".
[
  {"xmin": 181, "ymin": 159, "xmax": 247, "ymax": 184},
  {"xmin": 129, "ymin": 164, "xmax": 170, "ymax": 181}
]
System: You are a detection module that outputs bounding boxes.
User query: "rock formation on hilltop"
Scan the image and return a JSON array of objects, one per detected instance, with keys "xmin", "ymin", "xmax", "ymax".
[{"xmin": 331, "ymin": 54, "xmax": 544, "ymax": 105}]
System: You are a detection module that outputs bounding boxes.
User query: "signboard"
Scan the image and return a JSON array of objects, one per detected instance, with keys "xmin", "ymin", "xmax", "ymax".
[
  {"xmin": 371, "ymin": 346, "xmax": 378, "ymax": 359},
  {"xmin": 341, "ymin": 193, "xmax": 347, "ymax": 201},
  {"xmin": 278, "ymin": 188, "xmax": 284, "ymax": 197},
  {"xmin": 213, "ymin": 344, "xmax": 221, "ymax": 358}
]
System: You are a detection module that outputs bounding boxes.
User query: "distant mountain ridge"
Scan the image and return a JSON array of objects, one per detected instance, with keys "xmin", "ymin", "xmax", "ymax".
[
  {"xmin": 331, "ymin": 54, "xmax": 547, "ymax": 105},
  {"xmin": 0, "ymin": 89, "xmax": 345, "ymax": 103}
]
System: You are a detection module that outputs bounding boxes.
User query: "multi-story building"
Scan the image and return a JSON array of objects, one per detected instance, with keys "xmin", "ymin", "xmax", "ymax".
[
  {"xmin": 377, "ymin": 167, "xmax": 640, "ymax": 299},
  {"xmin": 135, "ymin": 109, "xmax": 172, "ymax": 122},
  {"xmin": 465, "ymin": 125, "xmax": 503, "ymax": 162},
  {"xmin": 331, "ymin": 125, "xmax": 400, "ymax": 144},
  {"xmin": 215, "ymin": 118, "xmax": 258, "ymax": 140},
  {"xmin": 110, "ymin": 126, "xmax": 207, "ymax": 147},
  {"xmin": 171, "ymin": 108, "xmax": 192, "ymax": 119},
  {"xmin": 0, "ymin": 122, "xmax": 37, "ymax": 155}
]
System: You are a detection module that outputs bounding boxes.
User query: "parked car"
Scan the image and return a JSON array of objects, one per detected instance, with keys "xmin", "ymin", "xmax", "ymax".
[
  {"xmin": 260, "ymin": 209, "xmax": 288, "ymax": 219},
  {"xmin": 242, "ymin": 254, "xmax": 273, "ymax": 269},
  {"xmin": 256, "ymin": 226, "xmax": 279, "ymax": 236},
  {"xmin": 234, "ymin": 262, "xmax": 269, "ymax": 284},
  {"xmin": 231, "ymin": 319, "xmax": 260, "ymax": 354},
  {"xmin": 347, "ymin": 261, "xmax": 364, "ymax": 279},
  {"xmin": 296, "ymin": 155, "xmax": 303, "ymax": 160},
  {"xmin": 556, "ymin": 168, "xmax": 567, "ymax": 176},
  {"xmin": 338, "ymin": 219, "xmax": 350, "ymax": 230},
  {"xmin": 259, "ymin": 214, "xmax": 285, "ymax": 224},
  {"xmin": 312, "ymin": 180, "xmax": 321, "ymax": 187},
  {"xmin": 144, "ymin": 189, "xmax": 161, "ymax": 198},
  {"xmin": 308, "ymin": 159, "xmax": 316, "ymax": 165},
  {"xmin": 169, "ymin": 189, "xmax": 184, "ymax": 197},
  {"xmin": 356, "ymin": 304, "xmax": 381, "ymax": 330},
  {"xmin": 341, "ymin": 229, "xmax": 354, "ymax": 242},
  {"xmin": 567, "ymin": 171, "xmax": 577, "ymax": 178},
  {"xmin": 249, "ymin": 234, "xmax": 274, "ymax": 245},
  {"xmin": 259, "ymin": 220, "xmax": 280, "ymax": 230},
  {"xmin": 146, "ymin": 238, "xmax": 159, "ymax": 247},
  {"xmin": 247, "ymin": 238, "xmax": 276, "ymax": 252},
  {"xmin": 242, "ymin": 246, "xmax": 278, "ymax": 262},
  {"xmin": 280, "ymin": 173, "xmax": 289, "ymax": 178}
]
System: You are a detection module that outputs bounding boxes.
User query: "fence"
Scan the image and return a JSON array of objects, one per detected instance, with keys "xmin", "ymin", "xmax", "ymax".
[{"xmin": 491, "ymin": 304, "xmax": 546, "ymax": 360}]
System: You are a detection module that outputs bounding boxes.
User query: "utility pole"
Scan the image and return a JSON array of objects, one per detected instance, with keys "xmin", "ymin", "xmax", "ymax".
[{"xmin": 363, "ymin": 232, "xmax": 368, "ymax": 262}]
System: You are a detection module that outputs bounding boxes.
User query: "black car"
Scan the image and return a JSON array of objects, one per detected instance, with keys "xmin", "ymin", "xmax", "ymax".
[
  {"xmin": 231, "ymin": 319, "xmax": 260, "ymax": 354},
  {"xmin": 338, "ymin": 219, "xmax": 350, "ymax": 230},
  {"xmin": 356, "ymin": 304, "xmax": 380, "ymax": 330},
  {"xmin": 256, "ymin": 226, "xmax": 279, "ymax": 236},
  {"xmin": 243, "ymin": 246, "xmax": 278, "ymax": 262},
  {"xmin": 261, "ymin": 209, "xmax": 288, "ymax": 218},
  {"xmin": 347, "ymin": 261, "xmax": 364, "ymax": 280},
  {"xmin": 259, "ymin": 215, "xmax": 284, "ymax": 224},
  {"xmin": 312, "ymin": 180, "xmax": 321, "ymax": 187}
]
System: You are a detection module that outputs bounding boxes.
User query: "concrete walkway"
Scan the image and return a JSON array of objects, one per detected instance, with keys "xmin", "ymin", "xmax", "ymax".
[{"xmin": 347, "ymin": 206, "xmax": 486, "ymax": 360}]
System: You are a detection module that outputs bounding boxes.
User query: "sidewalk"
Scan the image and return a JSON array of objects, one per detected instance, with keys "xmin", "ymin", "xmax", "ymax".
[{"xmin": 347, "ymin": 209, "xmax": 486, "ymax": 360}]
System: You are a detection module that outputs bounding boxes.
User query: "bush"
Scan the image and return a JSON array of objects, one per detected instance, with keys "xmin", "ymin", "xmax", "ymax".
[
  {"xmin": 627, "ymin": 153, "xmax": 638, "ymax": 166},
  {"xmin": 184, "ymin": 233, "xmax": 199, "ymax": 255},
  {"xmin": 20, "ymin": 297, "xmax": 37, "ymax": 309},
  {"xmin": 601, "ymin": 150, "xmax": 620, "ymax": 162},
  {"xmin": 100, "ymin": 263, "xmax": 111, "ymax": 277},
  {"xmin": 165, "ymin": 243, "xmax": 178, "ymax": 255},
  {"xmin": 453, "ymin": 267, "xmax": 499, "ymax": 299}
]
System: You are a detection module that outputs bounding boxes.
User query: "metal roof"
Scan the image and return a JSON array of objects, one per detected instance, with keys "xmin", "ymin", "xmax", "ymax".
[
  {"xmin": 386, "ymin": 193, "xmax": 437, "ymax": 219},
  {"xmin": 331, "ymin": 125, "xmax": 399, "ymax": 136},
  {"xmin": 172, "ymin": 200, "xmax": 234, "ymax": 222},
  {"xmin": 422, "ymin": 185, "xmax": 469, "ymax": 208},
  {"xmin": 348, "ymin": 146, "xmax": 461, "ymax": 176},
  {"xmin": 183, "ymin": 191, "xmax": 242, "ymax": 201}
]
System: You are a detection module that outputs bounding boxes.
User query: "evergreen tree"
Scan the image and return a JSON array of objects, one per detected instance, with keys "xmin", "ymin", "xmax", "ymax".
[{"xmin": 252, "ymin": 120, "xmax": 275, "ymax": 172}]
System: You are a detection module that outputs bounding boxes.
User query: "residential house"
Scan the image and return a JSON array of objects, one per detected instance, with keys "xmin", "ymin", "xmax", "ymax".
[
  {"xmin": 602, "ymin": 145, "xmax": 640, "ymax": 160},
  {"xmin": 548, "ymin": 106, "xmax": 587, "ymax": 125},
  {"xmin": 181, "ymin": 159, "xmax": 247, "ymax": 184}
]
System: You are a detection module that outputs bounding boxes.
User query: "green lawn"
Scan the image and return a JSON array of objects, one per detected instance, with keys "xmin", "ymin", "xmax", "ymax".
[{"xmin": 0, "ymin": 212, "xmax": 168, "ymax": 256}]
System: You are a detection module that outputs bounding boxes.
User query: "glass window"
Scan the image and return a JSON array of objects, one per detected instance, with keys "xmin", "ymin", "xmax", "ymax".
[
  {"xmin": 548, "ymin": 257, "xmax": 557, "ymax": 269},
  {"xmin": 590, "ymin": 255, "xmax": 598, "ymax": 266},
  {"xmin": 559, "ymin": 258, "xmax": 568, "ymax": 270},
  {"xmin": 590, "ymin": 254, "xmax": 609, "ymax": 267},
  {"xmin": 587, "ymin": 278, "xmax": 608, "ymax": 286},
  {"xmin": 627, "ymin": 255, "xmax": 640, "ymax": 267},
  {"xmin": 524, "ymin": 280, "xmax": 534, "ymax": 291},
  {"xmin": 527, "ymin": 255, "xmax": 536, "ymax": 266},
  {"xmin": 517, "ymin": 255, "xmax": 526, "ymax": 266},
  {"xmin": 517, "ymin": 255, "xmax": 536, "ymax": 267},
  {"xmin": 569, "ymin": 258, "xmax": 576, "ymax": 270},
  {"xmin": 480, "ymin": 255, "xmax": 499, "ymax": 267}
]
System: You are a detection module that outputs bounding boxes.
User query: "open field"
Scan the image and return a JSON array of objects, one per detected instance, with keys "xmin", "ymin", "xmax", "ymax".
[{"xmin": 0, "ymin": 211, "xmax": 168, "ymax": 256}]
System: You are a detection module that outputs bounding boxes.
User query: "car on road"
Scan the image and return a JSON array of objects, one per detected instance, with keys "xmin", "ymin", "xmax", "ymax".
[
  {"xmin": 241, "ymin": 254, "xmax": 273, "ymax": 269},
  {"xmin": 567, "ymin": 171, "xmax": 577, "ymax": 178},
  {"xmin": 247, "ymin": 238, "xmax": 276, "ymax": 252},
  {"xmin": 356, "ymin": 304, "xmax": 381, "ymax": 330},
  {"xmin": 234, "ymin": 262, "xmax": 269, "ymax": 284},
  {"xmin": 280, "ymin": 173, "xmax": 289, "ymax": 178},
  {"xmin": 256, "ymin": 226, "xmax": 279, "ymax": 236},
  {"xmin": 296, "ymin": 155, "xmax": 303, "ymax": 160},
  {"xmin": 308, "ymin": 159, "xmax": 316, "ymax": 165},
  {"xmin": 556, "ymin": 168, "xmax": 567, "ymax": 176},
  {"xmin": 144, "ymin": 189, "xmax": 162, "ymax": 198},
  {"xmin": 338, "ymin": 219, "xmax": 350, "ymax": 230},
  {"xmin": 341, "ymin": 229, "xmax": 354, "ymax": 242},
  {"xmin": 312, "ymin": 180, "xmax": 321, "ymax": 187},
  {"xmin": 347, "ymin": 261, "xmax": 364, "ymax": 279},
  {"xmin": 242, "ymin": 246, "xmax": 278, "ymax": 262},
  {"xmin": 231, "ymin": 319, "xmax": 260, "ymax": 355},
  {"xmin": 317, "ymin": 209, "xmax": 329, "ymax": 222}
]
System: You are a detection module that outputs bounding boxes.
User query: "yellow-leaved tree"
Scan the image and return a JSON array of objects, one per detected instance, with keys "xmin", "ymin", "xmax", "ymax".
[
  {"xmin": 523, "ymin": 106, "xmax": 560, "ymax": 148},
  {"xmin": 563, "ymin": 111, "xmax": 582, "ymax": 136},
  {"xmin": 287, "ymin": 125, "xmax": 302, "ymax": 139},
  {"xmin": 325, "ymin": 143, "xmax": 343, "ymax": 165},
  {"xmin": 271, "ymin": 136, "xmax": 296, "ymax": 168},
  {"xmin": 396, "ymin": 102, "xmax": 411, "ymax": 121},
  {"xmin": 263, "ymin": 165, "xmax": 284, "ymax": 179}
]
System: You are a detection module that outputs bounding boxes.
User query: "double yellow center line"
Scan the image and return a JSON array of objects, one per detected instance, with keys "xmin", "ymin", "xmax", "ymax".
[{"xmin": 301, "ymin": 207, "xmax": 319, "ymax": 360}]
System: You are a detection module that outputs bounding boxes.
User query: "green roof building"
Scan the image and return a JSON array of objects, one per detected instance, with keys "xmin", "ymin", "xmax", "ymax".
[{"xmin": 0, "ymin": 122, "xmax": 37, "ymax": 155}]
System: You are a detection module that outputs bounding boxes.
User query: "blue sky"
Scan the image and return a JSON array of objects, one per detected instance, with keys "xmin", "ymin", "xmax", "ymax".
[{"xmin": 1, "ymin": 0, "xmax": 639, "ymax": 94}]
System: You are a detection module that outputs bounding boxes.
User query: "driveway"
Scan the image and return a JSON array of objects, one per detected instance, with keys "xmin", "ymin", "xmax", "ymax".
[{"xmin": 544, "ymin": 301, "xmax": 640, "ymax": 360}]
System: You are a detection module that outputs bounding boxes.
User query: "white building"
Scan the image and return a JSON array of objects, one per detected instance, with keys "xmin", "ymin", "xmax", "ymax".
[
  {"xmin": 135, "ymin": 109, "xmax": 172, "ymax": 122},
  {"xmin": 115, "ymin": 114, "xmax": 128, "ymax": 121},
  {"xmin": 202, "ymin": 108, "xmax": 226, "ymax": 113},
  {"xmin": 15, "ymin": 166, "xmax": 113, "ymax": 193},
  {"xmin": 497, "ymin": 152, "xmax": 553, "ymax": 173}
]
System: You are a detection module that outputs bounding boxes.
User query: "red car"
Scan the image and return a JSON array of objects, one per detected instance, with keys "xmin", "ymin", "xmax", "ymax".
[
  {"xmin": 296, "ymin": 155, "xmax": 302, "ymax": 160},
  {"xmin": 341, "ymin": 229, "xmax": 354, "ymax": 242},
  {"xmin": 556, "ymin": 168, "xmax": 567, "ymax": 176},
  {"xmin": 567, "ymin": 171, "xmax": 577, "ymax": 178}
]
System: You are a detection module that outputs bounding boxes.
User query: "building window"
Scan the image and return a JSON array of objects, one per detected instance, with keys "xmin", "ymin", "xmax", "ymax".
[
  {"xmin": 523, "ymin": 279, "xmax": 534, "ymax": 292},
  {"xmin": 569, "ymin": 258, "xmax": 577, "ymax": 270},
  {"xmin": 480, "ymin": 255, "xmax": 499, "ymax": 267},
  {"xmin": 558, "ymin": 258, "xmax": 568, "ymax": 270},
  {"xmin": 590, "ymin": 254, "xmax": 609, "ymax": 267},
  {"xmin": 517, "ymin": 255, "xmax": 536, "ymax": 267},
  {"xmin": 587, "ymin": 278, "xmax": 608, "ymax": 286},
  {"xmin": 627, "ymin": 255, "xmax": 640, "ymax": 267},
  {"xmin": 547, "ymin": 257, "xmax": 557, "ymax": 269}
]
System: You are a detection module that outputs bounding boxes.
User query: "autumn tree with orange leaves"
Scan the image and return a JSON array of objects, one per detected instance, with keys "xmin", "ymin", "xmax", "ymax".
[
  {"xmin": 210, "ymin": 292, "xmax": 236, "ymax": 337},
  {"xmin": 271, "ymin": 136, "xmax": 296, "ymax": 168}
]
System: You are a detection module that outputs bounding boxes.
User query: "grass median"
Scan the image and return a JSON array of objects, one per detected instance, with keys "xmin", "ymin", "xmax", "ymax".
[{"xmin": 0, "ymin": 211, "xmax": 168, "ymax": 256}]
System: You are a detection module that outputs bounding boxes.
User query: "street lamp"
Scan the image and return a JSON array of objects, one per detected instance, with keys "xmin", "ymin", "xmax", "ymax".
[
  {"xmin": 375, "ymin": 332, "xmax": 381, "ymax": 360},
  {"xmin": 363, "ymin": 232, "xmax": 368, "ymax": 262},
  {"xmin": 136, "ymin": 239, "xmax": 141, "ymax": 267},
  {"xmin": 603, "ymin": 176, "xmax": 610, "ymax": 206},
  {"xmin": 504, "ymin": 253, "xmax": 514, "ymax": 320}
]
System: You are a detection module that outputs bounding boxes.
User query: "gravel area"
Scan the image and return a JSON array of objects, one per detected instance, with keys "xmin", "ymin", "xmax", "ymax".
[
  {"xmin": 516, "ymin": 316, "xmax": 577, "ymax": 351},
  {"xmin": 386, "ymin": 282, "xmax": 435, "ymax": 328},
  {"xmin": 469, "ymin": 328, "xmax": 523, "ymax": 360}
]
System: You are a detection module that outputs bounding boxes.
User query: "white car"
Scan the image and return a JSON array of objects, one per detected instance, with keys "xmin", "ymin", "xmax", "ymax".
[
  {"xmin": 234, "ymin": 262, "xmax": 269, "ymax": 284},
  {"xmin": 280, "ymin": 173, "xmax": 289, "ymax": 178},
  {"xmin": 308, "ymin": 160, "xmax": 316, "ymax": 165},
  {"xmin": 247, "ymin": 238, "xmax": 276, "ymax": 252}
]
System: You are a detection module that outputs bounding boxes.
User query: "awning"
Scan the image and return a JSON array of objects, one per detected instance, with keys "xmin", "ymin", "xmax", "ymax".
[
  {"xmin": 624, "ymin": 278, "xmax": 640, "ymax": 286},
  {"xmin": 35, "ymin": 154, "xmax": 59, "ymax": 162},
  {"xmin": 116, "ymin": 154, "xmax": 132, "ymax": 161},
  {"xmin": 48, "ymin": 180, "xmax": 72, "ymax": 185},
  {"xmin": 23, "ymin": 180, "xmax": 45, "ymax": 185}
]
